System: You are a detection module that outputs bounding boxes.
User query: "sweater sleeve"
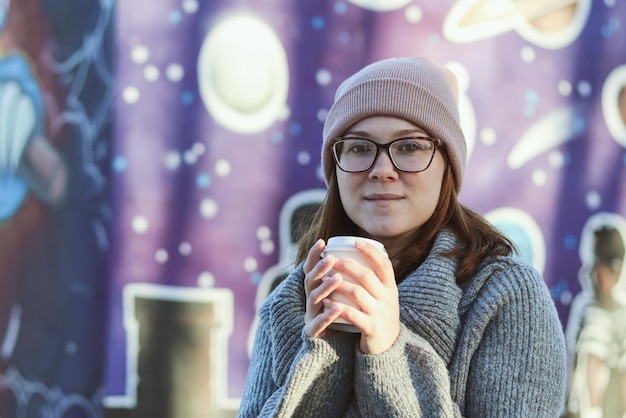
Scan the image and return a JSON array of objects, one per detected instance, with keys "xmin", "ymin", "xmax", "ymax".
[
  {"xmin": 459, "ymin": 262, "xmax": 567, "ymax": 417},
  {"xmin": 353, "ymin": 324, "xmax": 460, "ymax": 418},
  {"xmin": 237, "ymin": 268, "xmax": 360, "ymax": 418}
]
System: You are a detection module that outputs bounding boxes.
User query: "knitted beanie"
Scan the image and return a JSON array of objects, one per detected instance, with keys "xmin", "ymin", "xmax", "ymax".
[{"xmin": 322, "ymin": 56, "xmax": 467, "ymax": 191}]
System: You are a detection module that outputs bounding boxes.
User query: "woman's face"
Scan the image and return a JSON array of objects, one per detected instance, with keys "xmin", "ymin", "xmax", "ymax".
[{"xmin": 335, "ymin": 116, "xmax": 446, "ymax": 254}]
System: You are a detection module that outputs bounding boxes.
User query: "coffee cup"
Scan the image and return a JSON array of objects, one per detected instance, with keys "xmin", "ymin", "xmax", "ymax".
[{"xmin": 322, "ymin": 236, "xmax": 386, "ymax": 333}]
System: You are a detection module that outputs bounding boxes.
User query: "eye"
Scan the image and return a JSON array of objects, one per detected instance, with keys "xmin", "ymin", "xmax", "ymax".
[
  {"xmin": 395, "ymin": 138, "xmax": 433, "ymax": 154},
  {"xmin": 345, "ymin": 139, "xmax": 374, "ymax": 155}
]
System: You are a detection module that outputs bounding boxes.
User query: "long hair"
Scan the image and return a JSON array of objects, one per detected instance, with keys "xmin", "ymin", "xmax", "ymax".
[{"xmin": 296, "ymin": 156, "xmax": 515, "ymax": 284}]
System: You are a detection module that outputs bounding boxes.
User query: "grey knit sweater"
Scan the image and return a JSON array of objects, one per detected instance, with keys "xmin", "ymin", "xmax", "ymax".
[{"xmin": 238, "ymin": 230, "xmax": 567, "ymax": 417}]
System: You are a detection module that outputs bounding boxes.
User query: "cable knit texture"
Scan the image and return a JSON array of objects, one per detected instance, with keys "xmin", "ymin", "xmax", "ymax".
[{"xmin": 237, "ymin": 230, "xmax": 567, "ymax": 417}]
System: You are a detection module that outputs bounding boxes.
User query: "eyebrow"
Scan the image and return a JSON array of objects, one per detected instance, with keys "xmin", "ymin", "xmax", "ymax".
[{"xmin": 343, "ymin": 128, "xmax": 429, "ymax": 138}]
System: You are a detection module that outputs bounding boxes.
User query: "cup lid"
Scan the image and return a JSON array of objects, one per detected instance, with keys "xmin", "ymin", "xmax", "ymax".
[{"xmin": 325, "ymin": 236, "xmax": 386, "ymax": 253}]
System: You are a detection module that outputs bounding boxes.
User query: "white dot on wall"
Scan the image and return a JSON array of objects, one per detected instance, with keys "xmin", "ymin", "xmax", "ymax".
[
  {"xmin": 260, "ymin": 240, "xmax": 275, "ymax": 255},
  {"xmin": 192, "ymin": 142, "xmax": 206, "ymax": 156},
  {"xmin": 405, "ymin": 5, "xmax": 423, "ymax": 24},
  {"xmin": 215, "ymin": 159, "xmax": 231, "ymax": 177},
  {"xmin": 257, "ymin": 226, "xmax": 271, "ymax": 240},
  {"xmin": 316, "ymin": 165, "xmax": 324, "ymax": 182},
  {"xmin": 480, "ymin": 127, "xmax": 497, "ymax": 146},
  {"xmin": 520, "ymin": 46, "xmax": 535, "ymax": 63},
  {"xmin": 182, "ymin": 0, "xmax": 199, "ymax": 13},
  {"xmin": 166, "ymin": 63, "xmax": 185, "ymax": 82},
  {"xmin": 179, "ymin": 241, "xmax": 192, "ymax": 255},
  {"xmin": 317, "ymin": 108, "xmax": 329, "ymax": 123},
  {"xmin": 586, "ymin": 190, "xmax": 601, "ymax": 210},
  {"xmin": 558, "ymin": 80, "xmax": 572, "ymax": 96},
  {"xmin": 244, "ymin": 257, "xmax": 258, "ymax": 272},
  {"xmin": 548, "ymin": 151, "xmax": 566, "ymax": 168},
  {"xmin": 316, "ymin": 69, "xmax": 332, "ymax": 86},
  {"xmin": 131, "ymin": 45, "xmax": 150, "ymax": 64},
  {"xmin": 199, "ymin": 198, "xmax": 219, "ymax": 219},
  {"xmin": 532, "ymin": 169, "xmax": 547, "ymax": 186},
  {"xmin": 155, "ymin": 249, "xmax": 169, "ymax": 263},
  {"xmin": 164, "ymin": 151, "xmax": 182, "ymax": 170},
  {"xmin": 560, "ymin": 290, "xmax": 573, "ymax": 306},
  {"xmin": 184, "ymin": 149, "xmax": 198, "ymax": 165},
  {"xmin": 144, "ymin": 65, "xmax": 160, "ymax": 82},
  {"xmin": 577, "ymin": 80, "xmax": 592, "ymax": 98},
  {"xmin": 65, "ymin": 342, "xmax": 78, "ymax": 354},
  {"xmin": 132, "ymin": 216, "xmax": 149, "ymax": 234},
  {"xmin": 428, "ymin": 33, "xmax": 441, "ymax": 44},
  {"xmin": 297, "ymin": 151, "xmax": 311, "ymax": 165},
  {"xmin": 123, "ymin": 86, "xmax": 140, "ymax": 104},
  {"xmin": 198, "ymin": 271, "xmax": 215, "ymax": 287}
]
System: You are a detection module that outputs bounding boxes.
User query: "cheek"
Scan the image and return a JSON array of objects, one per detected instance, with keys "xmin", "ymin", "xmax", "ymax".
[
  {"xmin": 336, "ymin": 171, "xmax": 363, "ymax": 220},
  {"xmin": 421, "ymin": 182, "xmax": 442, "ymax": 215},
  {"xmin": 337, "ymin": 174, "xmax": 354, "ymax": 208},
  {"xmin": 422, "ymin": 163, "xmax": 445, "ymax": 204}
]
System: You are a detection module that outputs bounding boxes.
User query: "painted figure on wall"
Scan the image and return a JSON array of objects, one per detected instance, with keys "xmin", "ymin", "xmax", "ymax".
[
  {"xmin": 566, "ymin": 213, "xmax": 626, "ymax": 418},
  {"xmin": 0, "ymin": 0, "xmax": 113, "ymax": 416},
  {"xmin": 0, "ymin": 0, "xmax": 67, "ymax": 366}
]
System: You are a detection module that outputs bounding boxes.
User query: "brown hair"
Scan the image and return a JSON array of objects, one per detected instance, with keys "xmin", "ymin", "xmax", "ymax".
[
  {"xmin": 594, "ymin": 226, "xmax": 625, "ymax": 267},
  {"xmin": 296, "ymin": 159, "xmax": 515, "ymax": 284}
]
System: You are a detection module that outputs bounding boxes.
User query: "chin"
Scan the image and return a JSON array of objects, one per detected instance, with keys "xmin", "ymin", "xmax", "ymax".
[
  {"xmin": 363, "ymin": 228, "xmax": 402, "ymax": 239},
  {"xmin": 363, "ymin": 224, "xmax": 421, "ymax": 241}
]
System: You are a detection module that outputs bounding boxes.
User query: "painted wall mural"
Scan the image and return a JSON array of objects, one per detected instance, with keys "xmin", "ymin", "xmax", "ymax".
[
  {"xmin": 0, "ymin": 0, "xmax": 113, "ymax": 417},
  {"xmin": 0, "ymin": 0, "xmax": 625, "ymax": 417}
]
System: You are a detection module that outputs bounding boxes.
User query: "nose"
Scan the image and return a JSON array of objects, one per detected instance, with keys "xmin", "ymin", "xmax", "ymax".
[{"xmin": 368, "ymin": 149, "xmax": 398, "ymax": 180}]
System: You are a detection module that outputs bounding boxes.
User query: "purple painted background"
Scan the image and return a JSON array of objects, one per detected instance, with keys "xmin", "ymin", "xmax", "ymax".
[
  {"xmin": 108, "ymin": 0, "xmax": 626, "ymax": 405},
  {"xmin": 0, "ymin": 0, "xmax": 625, "ymax": 416}
]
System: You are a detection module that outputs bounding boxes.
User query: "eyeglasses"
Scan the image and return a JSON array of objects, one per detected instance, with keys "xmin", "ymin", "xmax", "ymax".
[{"xmin": 332, "ymin": 136, "xmax": 441, "ymax": 173}]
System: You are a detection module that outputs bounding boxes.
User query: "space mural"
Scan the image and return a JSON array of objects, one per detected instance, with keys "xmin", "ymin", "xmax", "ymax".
[{"xmin": 0, "ymin": 0, "xmax": 625, "ymax": 417}]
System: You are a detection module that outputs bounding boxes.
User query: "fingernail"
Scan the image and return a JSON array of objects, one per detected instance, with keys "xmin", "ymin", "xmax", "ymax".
[{"xmin": 322, "ymin": 273, "xmax": 338, "ymax": 282}]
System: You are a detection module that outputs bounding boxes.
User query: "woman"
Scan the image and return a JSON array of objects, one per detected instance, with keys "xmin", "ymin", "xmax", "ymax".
[{"xmin": 238, "ymin": 56, "xmax": 567, "ymax": 417}]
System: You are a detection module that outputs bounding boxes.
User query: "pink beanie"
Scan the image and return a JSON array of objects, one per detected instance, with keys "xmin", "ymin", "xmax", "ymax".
[{"xmin": 322, "ymin": 56, "xmax": 467, "ymax": 192}]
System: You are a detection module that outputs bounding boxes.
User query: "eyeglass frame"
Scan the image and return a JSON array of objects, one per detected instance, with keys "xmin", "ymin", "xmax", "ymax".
[{"xmin": 331, "ymin": 136, "xmax": 443, "ymax": 173}]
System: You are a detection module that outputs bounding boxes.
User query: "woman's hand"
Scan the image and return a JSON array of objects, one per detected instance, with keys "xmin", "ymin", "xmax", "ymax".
[
  {"xmin": 302, "ymin": 239, "xmax": 345, "ymax": 338},
  {"xmin": 326, "ymin": 239, "xmax": 400, "ymax": 355}
]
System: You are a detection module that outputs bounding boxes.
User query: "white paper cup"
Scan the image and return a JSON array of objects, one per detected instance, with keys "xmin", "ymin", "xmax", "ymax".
[{"xmin": 322, "ymin": 236, "xmax": 386, "ymax": 333}]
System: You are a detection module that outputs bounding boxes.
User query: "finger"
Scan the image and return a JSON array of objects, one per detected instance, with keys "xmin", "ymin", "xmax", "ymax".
[
  {"xmin": 309, "ymin": 274, "xmax": 342, "ymax": 306},
  {"xmin": 305, "ymin": 273, "xmax": 342, "ymax": 331},
  {"xmin": 303, "ymin": 255, "xmax": 337, "ymax": 298},
  {"xmin": 329, "ymin": 274, "xmax": 375, "ymax": 308},
  {"xmin": 303, "ymin": 239, "xmax": 326, "ymax": 274},
  {"xmin": 305, "ymin": 299, "xmax": 341, "ymax": 338},
  {"xmin": 354, "ymin": 239, "xmax": 395, "ymax": 286},
  {"xmin": 330, "ymin": 258, "xmax": 382, "ymax": 296},
  {"xmin": 305, "ymin": 298, "xmax": 343, "ymax": 338},
  {"xmin": 321, "ymin": 298, "xmax": 344, "ymax": 323}
]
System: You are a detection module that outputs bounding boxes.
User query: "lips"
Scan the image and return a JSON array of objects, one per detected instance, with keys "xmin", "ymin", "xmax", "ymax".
[{"xmin": 364, "ymin": 193, "xmax": 404, "ymax": 201}]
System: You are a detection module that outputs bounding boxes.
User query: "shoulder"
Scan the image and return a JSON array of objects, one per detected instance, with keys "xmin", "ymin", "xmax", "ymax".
[
  {"xmin": 476, "ymin": 255, "xmax": 546, "ymax": 292},
  {"xmin": 460, "ymin": 256, "xmax": 555, "ymax": 316}
]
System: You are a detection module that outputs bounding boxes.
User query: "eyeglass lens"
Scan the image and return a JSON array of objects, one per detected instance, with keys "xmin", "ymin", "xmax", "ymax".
[{"xmin": 333, "ymin": 137, "xmax": 437, "ymax": 172}]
